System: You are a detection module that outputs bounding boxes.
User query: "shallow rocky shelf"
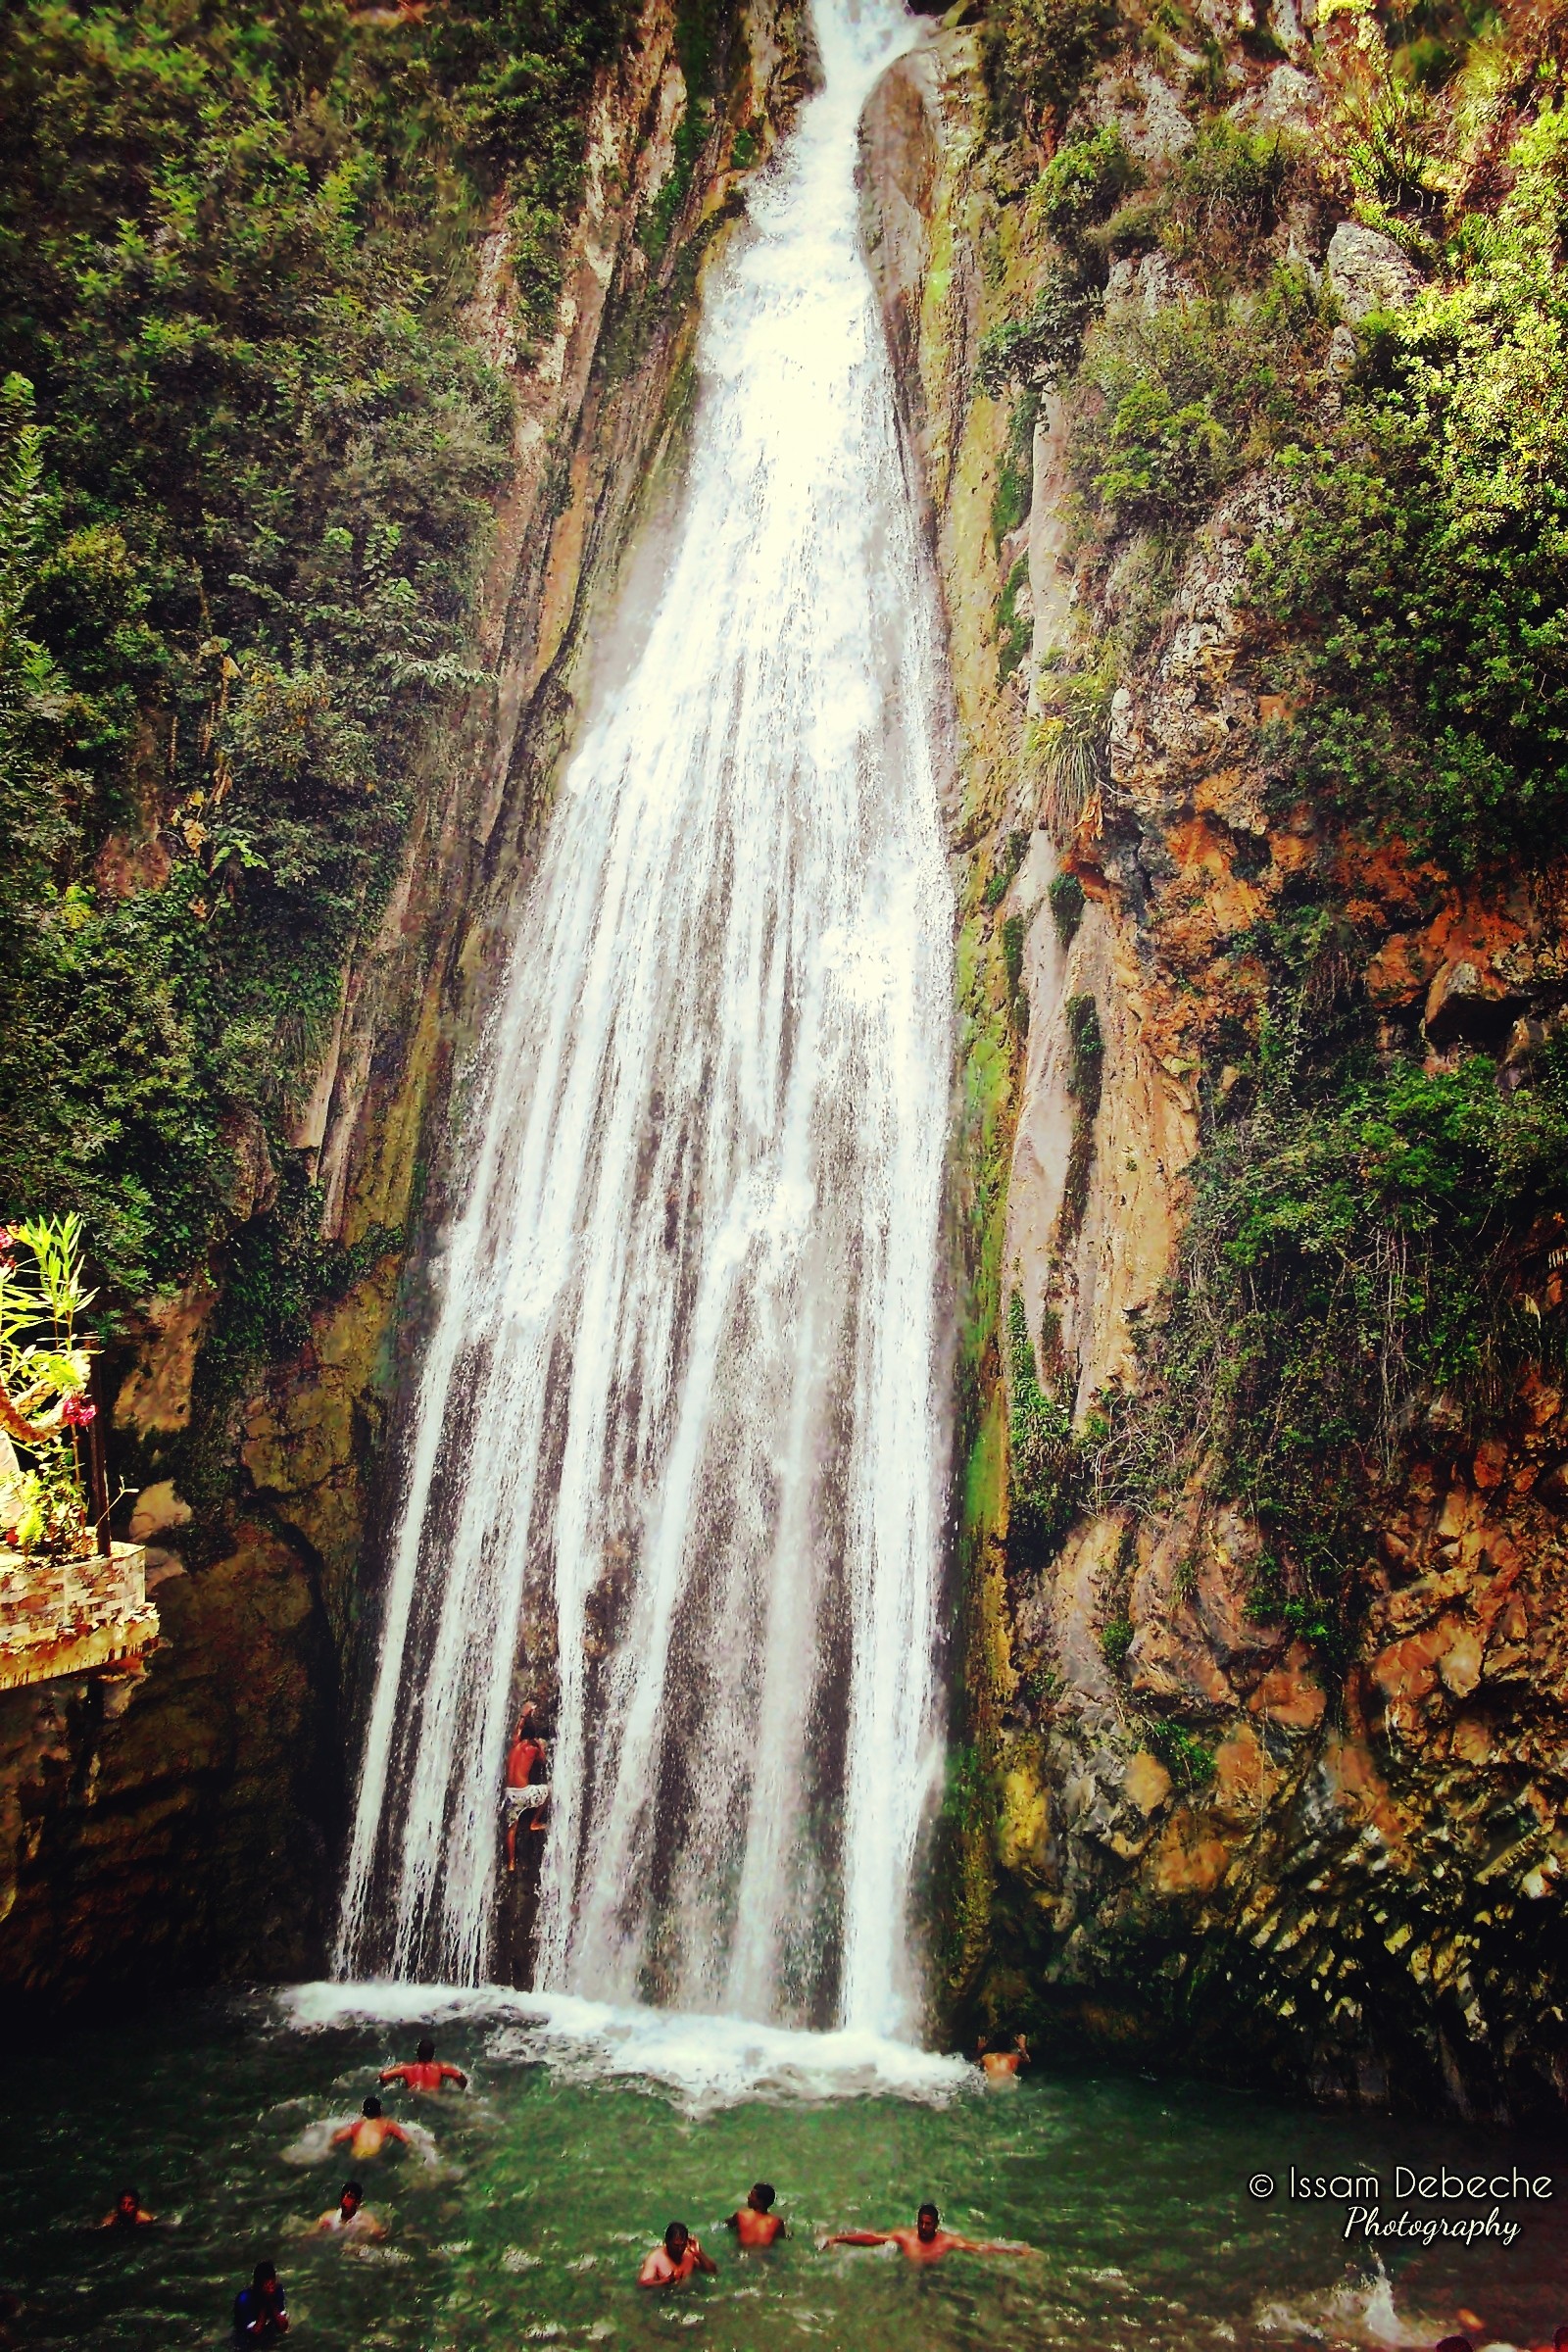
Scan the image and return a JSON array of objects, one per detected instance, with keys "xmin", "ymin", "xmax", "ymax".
[{"xmin": 0, "ymin": 1541, "xmax": 158, "ymax": 1691}]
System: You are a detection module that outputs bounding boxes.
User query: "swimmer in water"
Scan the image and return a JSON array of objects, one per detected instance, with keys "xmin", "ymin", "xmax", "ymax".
[
  {"xmin": 100, "ymin": 2187, "xmax": 158, "ymax": 2229},
  {"xmin": 379, "ymin": 2036, "xmax": 467, "ymax": 2093},
  {"xmin": 637, "ymin": 2223, "xmax": 717, "ymax": 2286},
  {"xmin": 979, "ymin": 2033, "xmax": 1030, "ymax": 2082},
  {"xmin": 232, "ymin": 2261, "xmax": 289, "ymax": 2341},
  {"xmin": 331, "ymin": 2097, "xmax": 412, "ymax": 2161},
  {"xmin": 725, "ymin": 2182, "xmax": 784, "ymax": 2247},
  {"xmin": 315, "ymin": 2181, "xmax": 386, "ymax": 2241},
  {"xmin": 824, "ymin": 2203, "xmax": 1032, "ymax": 2265}
]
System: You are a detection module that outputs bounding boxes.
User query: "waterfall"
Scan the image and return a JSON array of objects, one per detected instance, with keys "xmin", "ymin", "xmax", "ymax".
[{"xmin": 334, "ymin": 0, "xmax": 955, "ymax": 2041}]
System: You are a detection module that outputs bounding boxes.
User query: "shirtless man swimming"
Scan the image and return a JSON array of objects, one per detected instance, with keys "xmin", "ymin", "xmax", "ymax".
[
  {"xmin": 824, "ymin": 2203, "xmax": 1030, "ymax": 2264},
  {"xmin": 314, "ymin": 2181, "xmax": 386, "ymax": 2242},
  {"xmin": 99, "ymin": 2188, "xmax": 158, "ymax": 2229},
  {"xmin": 725, "ymin": 2182, "xmax": 784, "ymax": 2248},
  {"xmin": 637, "ymin": 2223, "xmax": 717, "ymax": 2286},
  {"xmin": 379, "ymin": 2037, "xmax": 467, "ymax": 2093},
  {"xmin": 979, "ymin": 2033, "xmax": 1030, "ymax": 2082},
  {"xmin": 331, "ymin": 2097, "xmax": 412, "ymax": 2161}
]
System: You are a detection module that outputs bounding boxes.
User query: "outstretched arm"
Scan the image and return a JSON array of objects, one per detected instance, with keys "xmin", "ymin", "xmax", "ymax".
[
  {"xmin": 439, "ymin": 2063, "xmax": 468, "ymax": 2087},
  {"xmin": 378, "ymin": 2066, "xmax": 407, "ymax": 2085},
  {"xmin": 330, "ymin": 2124, "xmax": 354, "ymax": 2146},
  {"xmin": 823, "ymin": 2230, "xmax": 893, "ymax": 2247}
]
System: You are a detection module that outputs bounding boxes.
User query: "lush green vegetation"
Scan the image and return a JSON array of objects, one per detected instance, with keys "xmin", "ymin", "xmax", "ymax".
[
  {"xmin": 1005, "ymin": 1289, "xmax": 1078, "ymax": 1566},
  {"xmin": 975, "ymin": 0, "xmax": 1568, "ymax": 1627},
  {"xmin": 0, "ymin": 1212, "xmax": 97, "ymax": 1552},
  {"xmin": 1047, "ymin": 867, "xmax": 1085, "ymax": 947},
  {"xmin": 1252, "ymin": 105, "xmax": 1568, "ymax": 870},
  {"xmin": 0, "ymin": 0, "xmax": 627, "ymax": 1302},
  {"xmin": 1103, "ymin": 953, "xmax": 1568, "ymax": 1643},
  {"xmin": 1060, "ymin": 989, "xmax": 1103, "ymax": 1235}
]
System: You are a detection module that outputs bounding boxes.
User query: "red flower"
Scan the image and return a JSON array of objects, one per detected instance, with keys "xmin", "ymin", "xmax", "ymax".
[{"xmin": 61, "ymin": 1394, "xmax": 96, "ymax": 1427}]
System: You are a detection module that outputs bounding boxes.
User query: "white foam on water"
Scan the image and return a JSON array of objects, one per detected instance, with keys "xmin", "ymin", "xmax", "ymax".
[{"xmin": 281, "ymin": 1983, "xmax": 970, "ymax": 2114}]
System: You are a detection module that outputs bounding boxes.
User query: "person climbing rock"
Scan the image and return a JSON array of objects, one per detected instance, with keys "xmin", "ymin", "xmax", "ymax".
[
  {"xmin": 232, "ymin": 2261, "xmax": 289, "ymax": 2341},
  {"xmin": 823, "ymin": 2203, "xmax": 1032, "ymax": 2264},
  {"xmin": 331, "ymin": 2097, "xmax": 412, "ymax": 2161},
  {"xmin": 503, "ymin": 1707, "xmax": 548, "ymax": 1870},
  {"xmin": 979, "ymin": 2032, "xmax": 1030, "ymax": 2082},
  {"xmin": 725, "ymin": 2182, "xmax": 784, "ymax": 2247},
  {"xmin": 314, "ymin": 2181, "xmax": 386, "ymax": 2241},
  {"xmin": 99, "ymin": 2187, "xmax": 159, "ymax": 2229},
  {"xmin": 637, "ymin": 2222, "xmax": 717, "ymax": 2285},
  {"xmin": 379, "ymin": 2037, "xmax": 467, "ymax": 2092}
]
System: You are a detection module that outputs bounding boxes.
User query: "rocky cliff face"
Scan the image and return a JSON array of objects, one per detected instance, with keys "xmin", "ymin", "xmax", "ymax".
[
  {"xmin": 863, "ymin": 3, "xmax": 1568, "ymax": 2116},
  {"xmin": 0, "ymin": 0, "xmax": 814, "ymax": 2012}
]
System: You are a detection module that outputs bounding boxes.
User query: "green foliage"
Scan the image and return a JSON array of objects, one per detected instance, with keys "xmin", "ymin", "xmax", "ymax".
[
  {"xmin": 1158, "ymin": 122, "xmax": 1295, "ymax": 265},
  {"xmin": 1074, "ymin": 268, "xmax": 1330, "ymax": 519},
  {"xmin": 1006, "ymin": 1291, "xmax": 1078, "ymax": 1566},
  {"xmin": 1001, "ymin": 907, "xmax": 1030, "ymax": 1004},
  {"xmin": 997, "ymin": 556, "xmax": 1033, "ymax": 683},
  {"xmin": 1060, "ymin": 990, "xmax": 1103, "ymax": 1235},
  {"xmin": 0, "ymin": 0, "xmax": 625, "ymax": 1299},
  {"xmin": 0, "ymin": 1211, "xmax": 95, "ymax": 1553},
  {"xmin": 1034, "ymin": 126, "xmax": 1142, "ymax": 246},
  {"xmin": 1147, "ymin": 1719, "xmax": 1215, "ymax": 1788},
  {"xmin": 1102, "ymin": 994, "xmax": 1568, "ymax": 1639},
  {"xmin": 984, "ymin": 829, "xmax": 1031, "ymax": 911},
  {"xmin": 982, "ymin": 0, "xmax": 1118, "ymax": 139},
  {"xmin": 639, "ymin": 0, "xmax": 720, "ymax": 264},
  {"xmin": 979, "ymin": 262, "xmax": 1097, "ymax": 395},
  {"xmin": 991, "ymin": 389, "xmax": 1040, "ymax": 549},
  {"xmin": 1048, "ymin": 868, "xmax": 1086, "ymax": 947},
  {"xmin": 1099, "ymin": 1611, "xmax": 1134, "ymax": 1666},
  {"xmin": 1250, "ymin": 109, "xmax": 1568, "ymax": 870}
]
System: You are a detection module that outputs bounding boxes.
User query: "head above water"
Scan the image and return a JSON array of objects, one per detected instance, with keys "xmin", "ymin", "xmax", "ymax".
[
  {"xmin": 416, "ymin": 2037, "xmax": 435, "ymax": 2062},
  {"xmin": 253, "ymin": 2263, "xmax": 278, "ymax": 2290},
  {"xmin": 115, "ymin": 2189, "xmax": 139, "ymax": 2215},
  {"xmin": 341, "ymin": 2182, "xmax": 364, "ymax": 2214},
  {"xmin": 916, "ymin": 2204, "xmax": 940, "ymax": 2241},
  {"xmin": 363, "ymin": 2096, "xmax": 382, "ymax": 2118},
  {"xmin": 516, "ymin": 1705, "xmax": 535, "ymax": 1734},
  {"xmin": 1435, "ymin": 2338, "xmax": 1474, "ymax": 2352},
  {"xmin": 663, "ymin": 2223, "xmax": 690, "ymax": 2258},
  {"xmin": 748, "ymin": 2182, "xmax": 775, "ymax": 2212},
  {"xmin": 1554, "ymin": 2331, "xmax": 1568, "ymax": 2352}
]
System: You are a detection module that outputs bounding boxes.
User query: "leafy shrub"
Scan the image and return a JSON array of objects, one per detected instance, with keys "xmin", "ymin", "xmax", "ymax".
[
  {"xmin": 984, "ymin": 829, "xmax": 1032, "ymax": 910},
  {"xmin": 1249, "ymin": 110, "xmax": 1568, "ymax": 871},
  {"xmin": 982, "ymin": 0, "xmax": 1119, "ymax": 139},
  {"xmin": 1159, "ymin": 122, "xmax": 1295, "ymax": 264},
  {"xmin": 1006, "ymin": 1291, "xmax": 1078, "ymax": 1565},
  {"xmin": 1100, "ymin": 1612, "xmax": 1134, "ymax": 1666},
  {"xmin": 1100, "ymin": 1015, "xmax": 1568, "ymax": 1632},
  {"xmin": 997, "ymin": 556, "xmax": 1033, "ymax": 682},
  {"xmin": 1061, "ymin": 992, "xmax": 1104, "ymax": 1234},
  {"xmin": 1094, "ymin": 381, "xmax": 1232, "ymax": 524},
  {"xmin": 991, "ymin": 389, "xmax": 1040, "ymax": 548},
  {"xmin": 979, "ymin": 263, "xmax": 1098, "ymax": 394},
  {"xmin": 1048, "ymin": 868, "xmax": 1086, "ymax": 946},
  {"xmin": 0, "ymin": 1213, "xmax": 96, "ymax": 1554},
  {"xmin": 1035, "ymin": 126, "xmax": 1142, "ymax": 246},
  {"xmin": 1148, "ymin": 1719, "xmax": 1215, "ymax": 1788},
  {"xmin": 0, "ymin": 0, "xmax": 629, "ymax": 1298}
]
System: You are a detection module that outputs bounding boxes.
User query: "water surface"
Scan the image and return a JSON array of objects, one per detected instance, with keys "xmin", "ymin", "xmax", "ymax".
[{"xmin": 5, "ymin": 1993, "xmax": 1563, "ymax": 2351}]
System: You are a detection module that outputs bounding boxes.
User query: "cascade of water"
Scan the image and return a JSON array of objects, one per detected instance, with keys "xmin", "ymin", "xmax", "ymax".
[{"xmin": 334, "ymin": 0, "xmax": 955, "ymax": 2040}]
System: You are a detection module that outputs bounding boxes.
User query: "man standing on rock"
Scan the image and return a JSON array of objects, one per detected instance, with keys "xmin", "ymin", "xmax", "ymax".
[{"xmin": 503, "ymin": 1706, "xmax": 548, "ymax": 1871}]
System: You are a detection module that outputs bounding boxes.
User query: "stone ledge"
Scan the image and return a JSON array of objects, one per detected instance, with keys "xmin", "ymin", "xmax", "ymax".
[{"xmin": 0, "ymin": 1541, "xmax": 160, "ymax": 1692}]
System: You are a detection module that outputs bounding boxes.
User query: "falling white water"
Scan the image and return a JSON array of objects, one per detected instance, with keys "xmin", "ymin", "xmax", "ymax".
[{"xmin": 335, "ymin": 0, "xmax": 955, "ymax": 2041}]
